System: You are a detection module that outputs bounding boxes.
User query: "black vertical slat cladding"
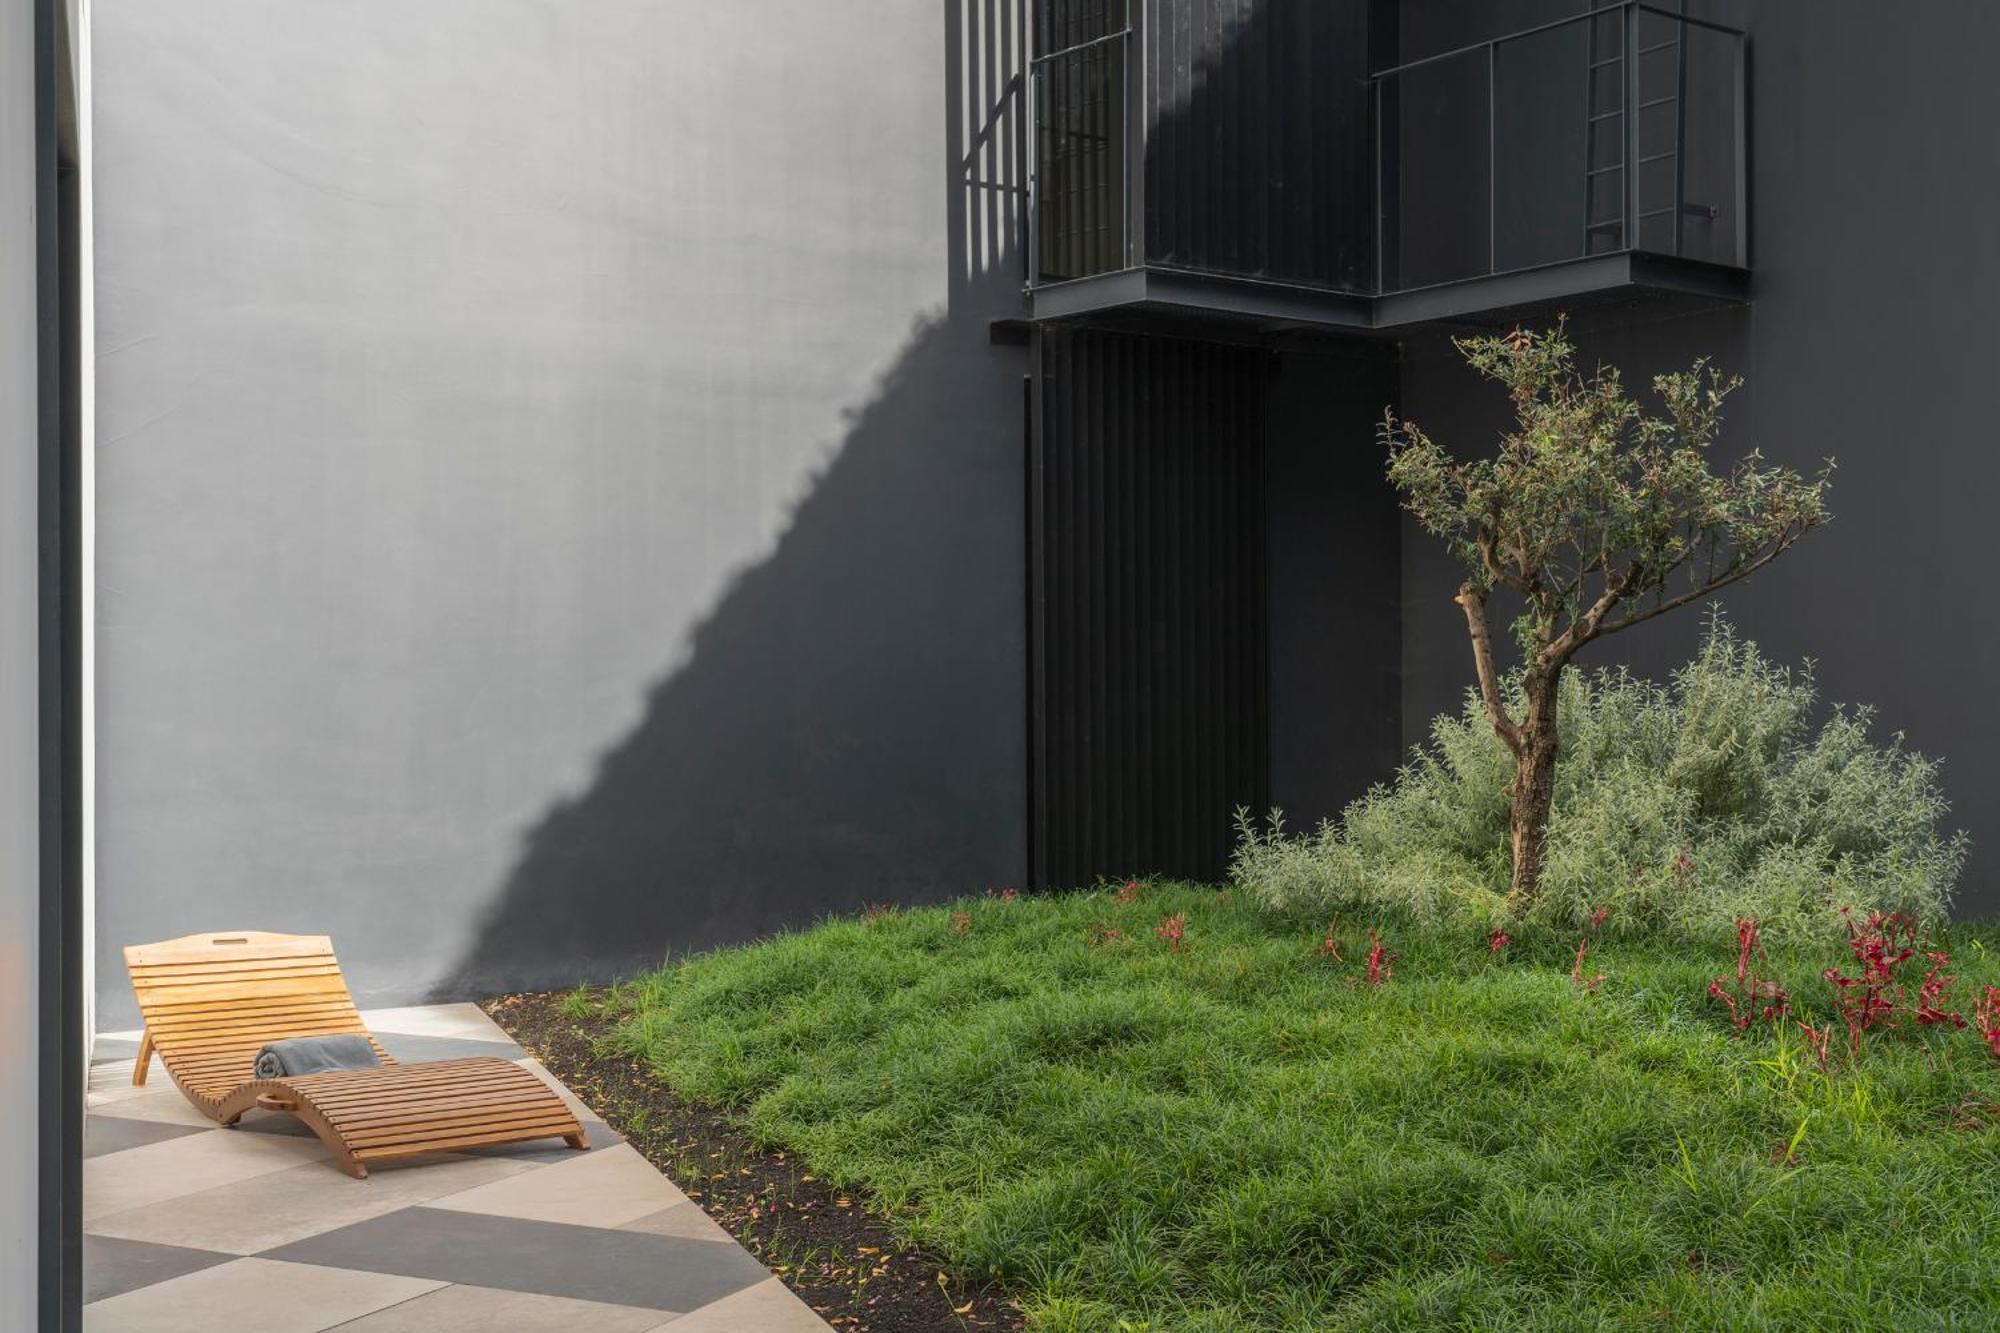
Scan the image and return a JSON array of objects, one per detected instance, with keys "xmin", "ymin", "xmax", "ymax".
[
  {"xmin": 1029, "ymin": 329, "xmax": 1268, "ymax": 887},
  {"xmin": 1139, "ymin": 0, "xmax": 1372, "ymax": 288}
]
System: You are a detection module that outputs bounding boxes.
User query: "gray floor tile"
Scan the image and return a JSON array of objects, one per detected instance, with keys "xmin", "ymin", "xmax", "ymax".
[
  {"xmin": 84, "ymin": 1115, "xmax": 210, "ymax": 1159},
  {"xmin": 329, "ymin": 1283, "xmax": 672, "ymax": 1331},
  {"xmin": 83, "ymin": 1235, "xmax": 233, "ymax": 1304},
  {"xmin": 262, "ymin": 1206, "xmax": 770, "ymax": 1313}
]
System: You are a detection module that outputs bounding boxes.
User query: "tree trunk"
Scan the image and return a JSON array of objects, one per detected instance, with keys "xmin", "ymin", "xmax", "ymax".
[{"xmin": 1506, "ymin": 672, "xmax": 1563, "ymax": 911}]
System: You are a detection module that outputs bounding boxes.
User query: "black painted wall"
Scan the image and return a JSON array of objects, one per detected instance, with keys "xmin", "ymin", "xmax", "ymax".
[
  {"xmin": 1398, "ymin": 1, "xmax": 2000, "ymax": 916},
  {"xmin": 1267, "ymin": 343, "xmax": 1403, "ymax": 830}
]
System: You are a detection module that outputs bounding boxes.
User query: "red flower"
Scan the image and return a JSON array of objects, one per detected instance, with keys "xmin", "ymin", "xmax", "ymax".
[
  {"xmin": 1316, "ymin": 914, "xmax": 1344, "ymax": 962},
  {"xmin": 1572, "ymin": 939, "xmax": 1604, "ymax": 995},
  {"xmin": 1365, "ymin": 930, "xmax": 1397, "ymax": 987},
  {"xmin": 1914, "ymin": 951, "xmax": 1965, "ymax": 1029},
  {"xmin": 1154, "ymin": 914, "xmax": 1187, "ymax": 956},
  {"xmin": 1708, "ymin": 918, "xmax": 1787, "ymax": 1033}
]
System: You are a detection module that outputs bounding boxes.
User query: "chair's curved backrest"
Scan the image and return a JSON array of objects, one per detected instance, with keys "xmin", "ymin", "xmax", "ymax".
[{"xmin": 124, "ymin": 931, "xmax": 393, "ymax": 1106}]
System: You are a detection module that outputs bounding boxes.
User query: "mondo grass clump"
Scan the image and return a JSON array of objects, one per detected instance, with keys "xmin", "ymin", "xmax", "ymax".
[
  {"xmin": 1234, "ymin": 614, "xmax": 1966, "ymax": 942},
  {"xmin": 604, "ymin": 885, "xmax": 2000, "ymax": 1332}
]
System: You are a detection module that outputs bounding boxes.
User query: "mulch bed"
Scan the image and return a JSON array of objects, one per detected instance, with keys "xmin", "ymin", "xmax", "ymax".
[{"xmin": 486, "ymin": 991, "xmax": 1025, "ymax": 1333}]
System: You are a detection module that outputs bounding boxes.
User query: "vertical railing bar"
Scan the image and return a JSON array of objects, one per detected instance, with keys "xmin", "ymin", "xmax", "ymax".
[
  {"xmin": 1027, "ymin": 56, "xmax": 1039, "ymax": 285},
  {"xmin": 1623, "ymin": 1, "xmax": 1640, "ymax": 251},
  {"xmin": 1672, "ymin": 10, "xmax": 1687, "ymax": 256},
  {"xmin": 1124, "ymin": 0, "xmax": 1144, "ymax": 271},
  {"xmin": 1488, "ymin": 40, "xmax": 1497, "ymax": 275},
  {"xmin": 1733, "ymin": 27, "xmax": 1747, "ymax": 267},
  {"xmin": 1373, "ymin": 75, "xmax": 1384, "ymax": 294}
]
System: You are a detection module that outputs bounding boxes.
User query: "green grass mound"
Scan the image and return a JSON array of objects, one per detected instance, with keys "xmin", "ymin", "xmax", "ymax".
[{"xmin": 607, "ymin": 886, "xmax": 2000, "ymax": 1332}]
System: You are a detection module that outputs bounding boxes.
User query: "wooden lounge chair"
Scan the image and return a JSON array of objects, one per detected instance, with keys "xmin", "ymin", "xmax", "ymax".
[{"xmin": 124, "ymin": 930, "xmax": 588, "ymax": 1178}]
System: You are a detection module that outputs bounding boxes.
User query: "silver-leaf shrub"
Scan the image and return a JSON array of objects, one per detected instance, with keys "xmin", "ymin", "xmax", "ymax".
[{"xmin": 1234, "ymin": 615, "xmax": 1966, "ymax": 939}]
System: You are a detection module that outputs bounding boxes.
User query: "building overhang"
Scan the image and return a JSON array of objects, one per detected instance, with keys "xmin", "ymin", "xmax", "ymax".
[{"xmin": 1022, "ymin": 252, "xmax": 1750, "ymax": 339}]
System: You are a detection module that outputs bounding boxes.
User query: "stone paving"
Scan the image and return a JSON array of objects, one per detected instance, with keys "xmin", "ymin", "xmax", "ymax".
[{"xmin": 83, "ymin": 1002, "xmax": 831, "ymax": 1331}]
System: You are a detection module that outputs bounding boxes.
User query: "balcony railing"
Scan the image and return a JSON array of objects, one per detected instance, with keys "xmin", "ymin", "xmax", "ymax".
[
  {"xmin": 1025, "ymin": 1, "xmax": 1747, "ymax": 316},
  {"xmin": 1371, "ymin": 2, "xmax": 1746, "ymax": 293},
  {"xmin": 1029, "ymin": 0, "xmax": 1131, "ymax": 284}
]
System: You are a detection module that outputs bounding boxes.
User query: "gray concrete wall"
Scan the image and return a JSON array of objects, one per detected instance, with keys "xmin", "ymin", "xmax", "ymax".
[
  {"xmin": 93, "ymin": 0, "xmax": 1031, "ymax": 1026},
  {"xmin": 1398, "ymin": 0, "xmax": 2000, "ymax": 916},
  {"xmin": 2, "ymin": 0, "xmax": 42, "ymax": 1313}
]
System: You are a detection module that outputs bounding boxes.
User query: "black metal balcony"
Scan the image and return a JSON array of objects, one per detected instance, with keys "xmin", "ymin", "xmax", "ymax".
[{"xmin": 1024, "ymin": 1, "xmax": 1748, "ymax": 333}]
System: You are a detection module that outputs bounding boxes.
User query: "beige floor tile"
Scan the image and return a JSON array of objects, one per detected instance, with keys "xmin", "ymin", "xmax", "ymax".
[
  {"xmin": 86, "ymin": 1065, "xmax": 187, "ymax": 1114},
  {"xmin": 651, "ymin": 1276, "xmax": 831, "ymax": 1332},
  {"xmin": 332, "ymin": 1283, "xmax": 673, "ymax": 1331},
  {"xmin": 624, "ymin": 1201, "xmax": 737, "ymax": 1246},
  {"xmin": 84, "ymin": 1126, "xmax": 326, "ymax": 1222},
  {"xmin": 89, "ymin": 1151, "xmax": 541, "ymax": 1254},
  {"xmin": 426, "ymin": 1142, "xmax": 690, "ymax": 1227},
  {"xmin": 360, "ymin": 1002, "xmax": 515, "ymax": 1043},
  {"xmin": 513, "ymin": 1056, "xmax": 603, "ymax": 1121},
  {"xmin": 82, "ymin": 1257, "xmax": 444, "ymax": 1332}
]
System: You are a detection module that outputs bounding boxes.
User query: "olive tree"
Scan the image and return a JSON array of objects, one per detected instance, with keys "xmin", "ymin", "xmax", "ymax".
[{"xmin": 1384, "ymin": 322, "xmax": 1831, "ymax": 910}]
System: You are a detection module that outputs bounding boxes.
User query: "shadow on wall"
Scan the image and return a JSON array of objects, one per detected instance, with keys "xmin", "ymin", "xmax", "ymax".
[{"xmin": 429, "ymin": 1, "xmax": 1033, "ymax": 998}]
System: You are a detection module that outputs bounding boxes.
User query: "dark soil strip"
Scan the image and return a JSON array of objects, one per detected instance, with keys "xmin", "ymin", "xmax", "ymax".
[{"xmin": 486, "ymin": 992, "xmax": 1025, "ymax": 1333}]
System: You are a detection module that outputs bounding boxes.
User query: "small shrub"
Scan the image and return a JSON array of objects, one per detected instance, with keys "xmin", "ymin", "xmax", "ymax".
[
  {"xmin": 1154, "ymin": 914, "xmax": 1187, "ymax": 955},
  {"xmin": 1706, "ymin": 917, "xmax": 1788, "ymax": 1032},
  {"xmin": 1976, "ymin": 988, "xmax": 2000, "ymax": 1059},
  {"xmin": 1235, "ymin": 613, "xmax": 1965, "ymax": 939},
  {"xmin": 1708, "ymin": 910, "xmax": 1976, "ymax": 1067}
]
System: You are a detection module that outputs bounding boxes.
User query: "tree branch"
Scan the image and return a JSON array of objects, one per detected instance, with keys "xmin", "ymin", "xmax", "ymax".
[
  {"xmin": 1594, "ymin": 533, "xmax": 1801, "ymax": 639},
  {"xmin": 1457, "ymin": 581, "xmax": 1524, "ymax": 754},
  {"xmin": 1475, "ymin": 530, "xmax": 1530, "ymax": 595},
  {"xmin": 1538, "ymin": 562, "xmax": 1636, "ymax": 668}
]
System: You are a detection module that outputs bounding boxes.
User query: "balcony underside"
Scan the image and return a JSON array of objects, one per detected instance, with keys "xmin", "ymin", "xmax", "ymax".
[{"xmin": 1025, "ymin": 252, "xmax": 1750, "ymax": 338}]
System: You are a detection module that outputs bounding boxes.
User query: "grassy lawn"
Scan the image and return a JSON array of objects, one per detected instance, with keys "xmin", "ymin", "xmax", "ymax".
[{"xmin": 600, "ymin": 885, "xmax": 2000, "ymax": 1331}]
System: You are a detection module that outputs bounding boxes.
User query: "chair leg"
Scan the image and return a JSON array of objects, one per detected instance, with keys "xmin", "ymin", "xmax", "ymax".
[
  {"xmin": 564, "ymin": 1129, "xmax": 590, "ymax": 1150},
  {"xmin": 132, "ymin": 1029, "xmax": 153, "ymax": 1086}
]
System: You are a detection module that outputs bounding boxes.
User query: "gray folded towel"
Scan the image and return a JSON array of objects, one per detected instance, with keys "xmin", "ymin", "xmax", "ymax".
[{"xmin": 252, "ymin": 1033, "xmax": 382, "ymax": 1080}]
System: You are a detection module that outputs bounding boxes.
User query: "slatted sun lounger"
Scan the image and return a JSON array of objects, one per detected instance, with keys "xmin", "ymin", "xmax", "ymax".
[{"xmin": 125, "ymin": 930, "xmax": 588, "ymax": 1178}]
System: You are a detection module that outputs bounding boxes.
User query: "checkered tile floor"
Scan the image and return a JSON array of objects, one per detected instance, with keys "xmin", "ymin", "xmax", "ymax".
[{"xmin": 83, "ymin": 1003, "xmax": 831, "ymax": 1331}]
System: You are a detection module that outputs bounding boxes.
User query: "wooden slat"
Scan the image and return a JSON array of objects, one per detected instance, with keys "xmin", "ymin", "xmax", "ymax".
[
  {"xmin": 125, "ymin": 931, "xmax": 336, "ymax": 966},
  {"xmin": 342, "ymin": 1110, "xmax": 579, "ymax": 1148}
]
